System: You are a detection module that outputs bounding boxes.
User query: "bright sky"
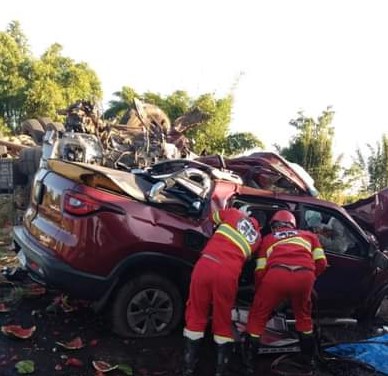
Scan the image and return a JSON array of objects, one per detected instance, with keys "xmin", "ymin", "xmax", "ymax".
[{"xmin": 2, "ymin": 0, "xmax": 388, "ymax": 164}]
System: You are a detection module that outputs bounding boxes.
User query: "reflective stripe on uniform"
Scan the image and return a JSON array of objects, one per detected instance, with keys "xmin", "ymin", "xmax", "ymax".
[
  {"xmin": 213, "ymin": 211, "xmax": 221, "ymax": 225},
  {"xmin": 312, "ymin": 247, "xmax": 326, "ymax": 260},
  {"xmin": 216, "ymin": 223, "xmax": 252, "ymax": 258},
  {"xmin": 255, "ymin": 257, "xmax": 267, "ymax": 271},
  {"xmin": 266, "ymin": 237, "xmax": 312, "ymax": 258},
  {"xmin": 183, "ymin": 328, "xmax": 205, "ymax": 340},
  {"xmin": 214, "ymin": 334, "xmax": 234, "ymax": 344}
]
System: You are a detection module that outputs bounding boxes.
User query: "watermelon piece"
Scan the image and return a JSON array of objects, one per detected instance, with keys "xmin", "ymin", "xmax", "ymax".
[
  {"xmin": 1, "ymin": 325, "xmax": 36, "ymax": 339},
  {"xmin": 56, "ymin": 336, "xmax": 84, "ymax": 349},
  {"xmin": 15, "ymin": 360, "xmax": 35, "ymax": 374},
  {"xmin": 92, "ymin": 360, "xmax": 118, "ymax": 372},
  {"xmin": 65, "ymin": 357, "xmax": 83, "ymax": 367},
  {"xmin": 23, "ymin": 283, "xmax": 46, "ymax": 297},
  {"xmin": 0, "ymin": 303, "xmax": 11, "ymax": 313}
]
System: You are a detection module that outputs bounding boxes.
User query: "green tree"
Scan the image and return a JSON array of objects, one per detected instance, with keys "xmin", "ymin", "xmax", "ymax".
[
  {"xmin": 104, "ymin": 88, "xmax": 239, "ymax": 155},
  {"xmin": 1, "ymin": 21, "xmax": 102, "ymax": 127},
  {"xmin": 351, "ymin": 135, "xmax": 388, "ymax": 194},
  {"xmin": 6, "ymin": 20, "xmax": 30, "ymax": 56},
  {"xmin": 222, "ymin": 132, "xmax": 264, "ymax": 156},
  {"xmin": 104, "ymin": 86, "xmax": 139, "ymax": 120},
  {"xmin": 164, "ymin": 90, "xmax": 191, "ymax": 120},
  {"xmin": 24, "ymin": 43, "xmax": 102, "ymax": 119},
  {"xmin": 280, "ymin": 107, "xmax": 345, "ymax": 200},
  {"xmin": 0, "ymin": 31, "xmax": 28, "ymax": 128},
  {"xmin": 186, "ymin": 94, "xmax": 233, "ymax": 154}
]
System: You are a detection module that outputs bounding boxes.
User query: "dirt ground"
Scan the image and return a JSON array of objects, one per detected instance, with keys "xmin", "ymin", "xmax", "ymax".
[{"xmin": 0, "ymin": 250, "xmax": 386, "ymax": 376}]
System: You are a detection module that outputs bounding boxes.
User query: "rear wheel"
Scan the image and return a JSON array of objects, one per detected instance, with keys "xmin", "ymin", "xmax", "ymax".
[{"xmin": 111, "ymin": 273, "xmax": 183, "ymax": 338}]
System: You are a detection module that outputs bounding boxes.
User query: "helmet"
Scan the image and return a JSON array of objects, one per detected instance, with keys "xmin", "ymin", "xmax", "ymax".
[{"xmin": 270, "ymin": 210, "xmax": 296, "ymax": 228}]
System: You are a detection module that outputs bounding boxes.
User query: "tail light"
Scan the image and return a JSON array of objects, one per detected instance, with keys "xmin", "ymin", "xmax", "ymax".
[
  {"xmin": 63, "ymin": 190, "xmax": 126, "ymax": 216},
  {"xmin": 63, "ymin": 191, "xmax": 101, "ymax": 215}
]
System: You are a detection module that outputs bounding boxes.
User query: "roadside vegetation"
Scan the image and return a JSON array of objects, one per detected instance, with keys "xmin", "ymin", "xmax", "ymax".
[{"xmin": 1, "ymin": 20, "xmax": 388, "ymax": 204}]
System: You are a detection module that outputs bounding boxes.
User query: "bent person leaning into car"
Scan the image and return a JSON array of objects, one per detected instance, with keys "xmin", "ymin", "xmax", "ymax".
[
  {"xmin": 244, "ymin": 210, "xmax": 327, "ymax": 375},
  {"xmin": 182, "ymin": 206, "xmax": 261, "ymax": 376}
]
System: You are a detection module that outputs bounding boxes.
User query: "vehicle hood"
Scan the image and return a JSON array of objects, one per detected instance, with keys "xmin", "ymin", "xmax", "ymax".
[
  {"xmin": 196, "ymin": 151, "xmax": 318, "ymax": 197},
  {"xmin": 344, "ymin": 187, "xmax": 388, "ymax": 249}
]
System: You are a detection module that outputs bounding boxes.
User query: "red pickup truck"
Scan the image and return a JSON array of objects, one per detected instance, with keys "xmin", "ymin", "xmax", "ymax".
[{"xmin": 12, "ymin": 154, "xmax": 388, "ymax": 338}]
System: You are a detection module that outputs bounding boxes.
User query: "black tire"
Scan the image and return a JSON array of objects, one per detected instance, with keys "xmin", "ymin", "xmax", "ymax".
[
  {"xmin": 18, "ymin": 147, "xmax": 42, "ymax": 177},
  {"xmin": 21, "ymin": 119, "xmax": 45, "ymax": 145},
  {"xmin": 111, "ymin": 273, "xmax": 183, "ymax": 338},
  {"xmin": 37, "ymin": 117, "xmax": 53, "ymax": 131},
  {"xmin": 46, "ymin": 122, "xmax": 65, "ymax": 132}
]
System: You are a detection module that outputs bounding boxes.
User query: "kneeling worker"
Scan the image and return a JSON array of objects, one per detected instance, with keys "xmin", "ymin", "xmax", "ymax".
[
  {"xmin": 245, "ymin": 210, "xmax": 327, "ymax": 375},
  {"xmin": 183, "ymin": 206, "xmax": 261, "ymax": 376}
]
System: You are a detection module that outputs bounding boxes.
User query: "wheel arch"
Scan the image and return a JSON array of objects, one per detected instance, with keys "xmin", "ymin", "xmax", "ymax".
[
  {"xmin": 104, "ymin": 252, "xmax": 195, "ymax": 308},
  {"xmin": 358, "ymin": 281, "xmax": 388, "ymax": 321}
]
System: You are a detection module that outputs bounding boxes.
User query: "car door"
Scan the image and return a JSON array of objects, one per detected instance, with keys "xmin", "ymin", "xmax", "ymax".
[
  {"xmin": 232, "ymin": 198, "xmax": 291, "ymax": 305},
  {"xmin": 299, "ymin": 205, "xmax": 376, "ymax": 317}
]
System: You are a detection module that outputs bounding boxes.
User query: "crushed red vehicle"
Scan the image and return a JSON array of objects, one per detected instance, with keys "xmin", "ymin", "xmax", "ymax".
[
  {"xmin": 344, "ymin": 188, "xmax": 388, "ymax": 250},
  {"xmin": 12, "ymin": 153, "xmax": 388, "ymax": 338}
]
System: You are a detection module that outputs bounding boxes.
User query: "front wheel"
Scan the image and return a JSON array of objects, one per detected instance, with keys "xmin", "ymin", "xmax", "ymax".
[{"xmin": 111, "ymin": 273, "xmax": 183, "ymax": 338}]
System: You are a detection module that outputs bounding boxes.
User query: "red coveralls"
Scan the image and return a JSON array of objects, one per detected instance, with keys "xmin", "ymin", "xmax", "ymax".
[
  {"xmin": 246, "ymin": 227, "xmax": 327, "ymax": 336},
  {"xmin": 184, "ymin": 208, "xmax": 261, "ymax": 344}
]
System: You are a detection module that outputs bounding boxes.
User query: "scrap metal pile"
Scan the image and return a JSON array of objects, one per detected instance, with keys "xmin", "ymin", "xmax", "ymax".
[
  {"xmin": 0, "ymin": 98, "xmax": 209, "ymax": 184},
  {"xmin": 49, "ymin": 98, "xmax": 208, "ymax": 170}
]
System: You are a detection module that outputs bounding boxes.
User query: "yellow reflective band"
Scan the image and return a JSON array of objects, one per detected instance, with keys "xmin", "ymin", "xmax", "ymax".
[
  {"xmin": 183, "ymin": 328, "xmax": 205, "ymax": 340},
  {"xmin": 313, "ymin": 247, "xmax": 326, "ymax": 260},
  {"xmin": 214, "ymin": 334, "xmax": 234, "ymax": 344},
  {"xmin": 213, "ymin": 211, "xmax": 221, "ymax": 225},
  {"xmin": 216, "ymin": 224, "xmax": 251, "ymax": 258},
  {"xmin": 266, "ymin": 237, "xmax": 312, "ymax": 258},
  {"xmin": 255, "ymin": 257, "xmax": 267, "ymax": 271}
]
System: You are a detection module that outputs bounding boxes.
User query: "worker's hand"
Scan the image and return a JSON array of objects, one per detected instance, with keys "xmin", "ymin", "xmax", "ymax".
[{"xmin": 314, "ymin": 227, "xmax": 333, "ymax": 238}]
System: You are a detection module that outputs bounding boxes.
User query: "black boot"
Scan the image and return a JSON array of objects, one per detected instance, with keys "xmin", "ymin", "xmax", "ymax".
[
  {"xmin": 242, "ymin": 334, "xmax": 260, "ymax": 376},
  {"xmin": 298, "ymin": 332, "xmax": 317, "ymax": 371},
  {"xmin": 182, "ymin": 337, "xmax": 202, "ymax": 376},
  {"xmin": 215, "ymin": 342, "xmax": 234, "ymax": 376}
]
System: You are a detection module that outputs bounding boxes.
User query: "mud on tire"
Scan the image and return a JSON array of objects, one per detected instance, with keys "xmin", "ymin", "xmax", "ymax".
[{"xmin": 111, "ymin": 273, "xmax": 183, "ymax": 338}]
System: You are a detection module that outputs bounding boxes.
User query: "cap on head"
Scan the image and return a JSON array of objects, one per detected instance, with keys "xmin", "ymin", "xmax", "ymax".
[{"xmin": 270, "ymin": 210, "xmax": 296, "ymax": 229}]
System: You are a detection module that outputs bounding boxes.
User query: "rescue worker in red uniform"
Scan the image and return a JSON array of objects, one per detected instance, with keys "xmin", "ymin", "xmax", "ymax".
[
  {"xmin": 182, "ymin": 206, "xmax": 261, "ymax": 376},
  {"xmin": 244, "ymin": 210, "xmax": 327, "ymax": 375}
]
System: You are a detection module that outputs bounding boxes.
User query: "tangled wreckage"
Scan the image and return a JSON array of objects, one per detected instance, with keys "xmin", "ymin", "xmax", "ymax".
[
  {"xmin": 1, "ymin": 98, "xmax": 208, "ymax": 183},
  {"xmin": 1, "ymin": 98, "xmax": 388, "ymax": 245}
]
